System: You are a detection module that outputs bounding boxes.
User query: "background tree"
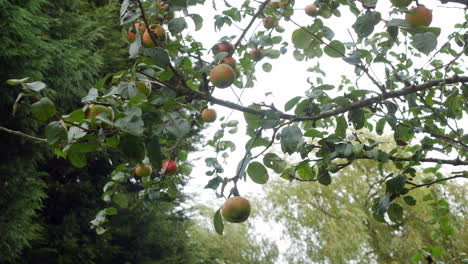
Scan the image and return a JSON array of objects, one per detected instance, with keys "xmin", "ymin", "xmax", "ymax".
[
  {"xmin": 262, "ymin": 156, "xmax": 467, "ymax": 263},
  {"xmin": 0, "ymin": 0, "xmax": 128, "ymax": 261}
]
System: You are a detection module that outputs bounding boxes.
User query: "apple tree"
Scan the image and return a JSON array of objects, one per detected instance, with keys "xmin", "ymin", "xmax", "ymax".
[{"xmin": 3, "ymin": 0, "xmax": 467, "ymax": 237}]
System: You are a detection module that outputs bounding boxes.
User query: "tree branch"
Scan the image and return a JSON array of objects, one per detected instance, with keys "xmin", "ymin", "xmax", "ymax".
[
  {"xmin": 234, "ymin": 0, "xmax": 271, "ymax": 48},
  {"xmin": 438, "ymin": 0, "xmax": 468, "ymax": 5},
  {"xmin": 407, "ymin": 173, "xmax": 467, "ymax": 191},
  {"xmin": 0, "ymin": 126, "xmax": 47, "ymax": 143}
]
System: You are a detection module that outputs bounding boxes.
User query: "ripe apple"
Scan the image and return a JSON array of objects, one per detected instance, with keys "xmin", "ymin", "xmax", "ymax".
[
  {"xmin": 305, "ymin": 5, "xmax": 318, "ymax": 17},
  {"xmin": 221, "ymin": 57, "xmax": 236, "ymax": 69},
  {"xmin": 390, "ymin": 0, "xmax": 412, "ymax": 8},
  {"xmin": 210, "ymin": 64, "xmax": 236, "ymax": 88},
  {"xmin": 263, "ymin": 16, "xmax": 275, "ymax": 29},
  {"xmin": 85, "ymin": 104, "xmax": 114, "ymax": 120},
  {"xmin": 142, "ymin": 24, "xmax": 166, "ymax": 47},
  {"xmin": 135, "ymin": 80, "xmax": 152, "ymax": 96},
  {"xmin": 249, "ymin": 49, "xmax": 262, "ymax": 61},
  {"xmin": 268, "ymin": 1, "xmax": 284, "ymax": 8},
  {"xmin": 201, "ymin": 108, "xmax": 217, "ymax": 123},
  {"xmin": 405, "ymin": 6, "xmax": 432, "ymax": 27},
  {"xmin": 135, "ymin": 164, "xmax": 152, "ymax": 177},
  {"xmin": 162, "ymin": 160, "xmax": 178, "ymax": 175},
  {"xmin": 222, "ymin": 196, "xmax": 251, "ymax": 223},
  {"xmin": 212, "ymin": 41, "xmax": 235, "ymax": 56},
  {"xmin": 128, "ymin": 23, "xmax": 146, "ymax": 42}
]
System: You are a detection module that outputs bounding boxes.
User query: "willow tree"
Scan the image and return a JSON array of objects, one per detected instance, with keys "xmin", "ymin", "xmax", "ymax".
[
  {"xmin": 262, "ymin": 157, "xmax": 467, "ymax": 263},
  {"xmin": 1, "ymin": 0, "xmax": 466, "ymax": 258}
]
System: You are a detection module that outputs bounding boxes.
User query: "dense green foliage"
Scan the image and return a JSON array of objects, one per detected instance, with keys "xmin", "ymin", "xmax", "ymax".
[{"xmin": 0, "ymin": 0, "xmax": 128, "ymax": 261}]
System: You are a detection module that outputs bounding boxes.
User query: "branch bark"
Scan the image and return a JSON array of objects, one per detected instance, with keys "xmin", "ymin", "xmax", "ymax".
[
  {"xmin": 194, "ymin": 75, "xmax": 467, "ymax": 122},
  {"xmin": 0, "ymin": 126, "xmax": 47, "ymax": 143}
]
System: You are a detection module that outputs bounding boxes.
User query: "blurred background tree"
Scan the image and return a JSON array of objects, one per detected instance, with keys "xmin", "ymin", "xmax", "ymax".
[{"xmin": 262, "ymin": 157, "xmax": 467, "ymax": 263}]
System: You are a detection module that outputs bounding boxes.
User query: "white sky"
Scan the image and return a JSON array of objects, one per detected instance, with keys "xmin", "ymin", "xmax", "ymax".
[{"xmin": 180, "ymin": 1, "xmax": 467, "ymax": 262}]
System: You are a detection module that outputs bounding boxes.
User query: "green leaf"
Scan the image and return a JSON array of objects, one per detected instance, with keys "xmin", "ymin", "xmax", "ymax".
[
  {"xmin": 262, "ymin": 62, "xmax": 272, "ymax": 72},
  {"xmin": 205, "ymin": 176, "xmax": 222, "ymax": 189},
  {"xmin": 105, "ymin": 207, "xmax": 118, "ymax": 215},
  {"xmin": 348, "ymin": 109, "xmax": 365, "ymax": 129},
  {"xmin": 68, "ymin": 151, "xmax": 87, "ymax": 168},
  {"xmin": 280, "ymin": 125, "xmax": 303, "ymax": 155},
  {"xmin": 335, "ymin": 116, "xmax": 347, "ymax": 138},
  {"xmin": 412, "ymin": 32, "xmax": 437, "ymax": 55},
  {"xmin": 247, "ymin": 161, "xmax": 269, "ymax": 184},
  {"xmin": 244, "ymin": 104, "xmax": 262, "ymax": 130},
  {"xmin": 318, "ymin": 172, "xmax": 331, "ymax": 185},
  {"xmin": 214, "ymin": 208, "xmax": 224, "ymax": 235},
  {"xmin": 144, "ymin": 47, "xmax": 170, "ymax": 67},
  {"xmin": 6, "ymin": 77, "xmax": 29, "ymax": 85},
  {"xmin": 62, "ymin": 109, "xmax": 85, "ymax": 123},
  {"xmin": 115, "ymin": 108, "xmax": 144, "ymax": 136},
  {"xmin": 31, "ymin": 97, "xmax": 56, "ymax": 122},
  {"xmin": 291, "ymin": 27, "xmax": 314, "ymax": 49},
  {"xmin": 352, "ymin": 12, "xmax": 381, "ymax": 38},
  {"xmin": 113, "ymin": 193, "xmax": 129, "ymax": 208},
  {"xmin": 26, "ymin": 81, "xmax": 46, "ymax": 91},
  {"xmin": 324, "ymin": 40, "xmax": 346, "ymax": 58},
  {"xmin": 404, "ymin": 196, "xmax": 417, "ymax": 206},
  {"xmin": 376, "ymin": 118, "xmax": 386, "ymax": 135},
  {"xmin": 263, "ymin": 153, "xmax": 287, "ymax": 173},
  {"xmin": 163, "ymin": 112, "xmax": 191, "ymax": 138},
  {"xmin": 386, "ymin": 175, "xmax": 407, "ymax": 194},
  {"xmin": 168, "ymin": 17, "xmax": 187, "ymax": 35},
  {"xmin": 387, "ymin": 203, "xmax": 403, "ymax": 222},
  {"xmin": 119, "ymin": 134, "xmax": 145, "ymax": 162},
  {"xmin": 189, "ymin": 14, "xmax": 203, "ymax": 31},
  {"xmin": 284, "ymin": 96, "xmax": 302, "ymax": 111},
  {"xmin": 45, "ymin": 121, "xmax": 67, "ymax": 146},
  {"xmin": 296, "ymin": 162, "xmax": 315, "ymax": 180},
  {"xmin": 147, "ymin": 136, "xmax": 162, "ymax": 172}
]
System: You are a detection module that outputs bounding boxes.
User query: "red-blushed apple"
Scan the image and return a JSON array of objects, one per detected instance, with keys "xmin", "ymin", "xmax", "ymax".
[
  {"xmin": 305, "ymin": 5, "xmax": 318, "ymax": 17},
  {"xmin": 405, "ymin": 5, "xmax": 432, "ymax": 27},
  {"xmin": 250, "ymin": 49, "xmax": 262, "ymax": 61},
  {"xmin": 135, "ymin": 164, "xmax": 152, "ymax": 177},
  {"xmin": 162, "ymin": 160, "xmax": 178, "ymax": 175},
  {"xmin": 210, "ymin": 64, "xmax": 236, "ymax": 88},
  {"xmin": 263, "ymin": 16, "xmax": 275, "ymax": 29},
  {"xmin": 212, "ymin": 41, "xmax": 235, "ymax": 56},
  {"xmin": 221, "ymin": 57, "xmax": 236, "ymax": 69},
  {"xmin": 201, "ymin": 108, "xmax": 217, "ymax": 123},
  {"xmin": 142, "ymin": 24, "xmax": 166, "ymax": 47},
  {"xmin": 128, "ymin": 23, "xmax": 146, "ymax": 42},
  {"xmin": 222, "ymin": 196, "xmax": 251, "ymax": 223}
]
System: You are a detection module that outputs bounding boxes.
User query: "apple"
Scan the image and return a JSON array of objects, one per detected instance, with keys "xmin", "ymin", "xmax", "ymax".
[
  {"xmin": 210, "ymin": 64, "xmax": 236, "ymax": 88},
  {"xmin": 405, "ymin": 6, "xmax": 432, "ymax": 27},
  {"xmin": 135, "ymin": 164, "xmax": 152, "ymax": 177},
  {"xmin": 85, "ymin": 104, "xmax": 114, "ymax": 120},
  {"xmin": 305, "ymin": 5, "xmax": 318, "ymax": 17},
  {"xmin": 128, "ymin": 23, "xmax": 146, "ymax": 42},
  {"xmin": 201, "ymin": 108, "xmax": 217, "ymax": 123},
  {"xmin": 263, "ymin": 16, "xmax": 275, "ymax": 29},
  {"xmin": 135, "ymin": 80, "xmax": 152, "ymax": 96},
  {"xmin": 162, "ymin": 160, "xmax": 178, "ymax": 175},
  {"xmin": 222, "ymin": 196, "xmax": 251, "ymax": 223},
  {"xmin": 221, "ymin": 57, "xmax": 236, "ymax": 69},
  {"xmin": 268, "ymin": 1, "xmax": 284, "ymax": 8},
  {"xmin": 212, "ymin": 41, "xmax": 235, "ymax": 56},
  {"xmin": 142, "ymin": 24, "xmax": 166, "ymax": 47},
  {"xmin": 249, "ymin": 49, "xmax": 262, "ymax": 62},
  {"xmin": 390, "ymin": 0, "xmax": 412, "ymax": 8}
]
